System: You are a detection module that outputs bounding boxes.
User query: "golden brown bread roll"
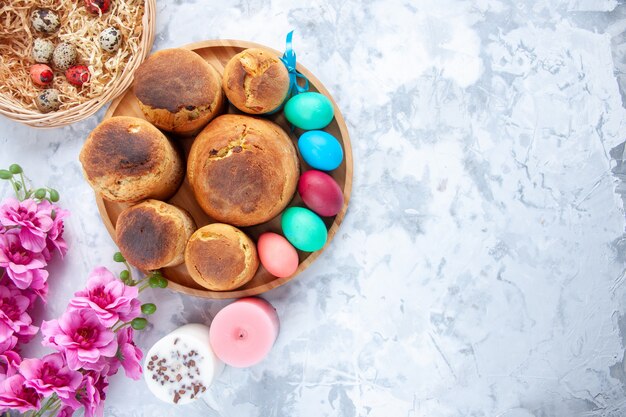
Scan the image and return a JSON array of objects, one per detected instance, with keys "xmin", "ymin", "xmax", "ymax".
[
  {"xmin": 134, "ymin": 48, "xmax": 225, "ymax": 136},
  {"xmin": 116, "ymin": 200, "xmax": 196, "ymax": 270},
  {"xmin": 185, "ymin": 223, "xmax": 259, "ymax": 291},
  {"xmin": 222, "ymin": 48, "xmax": 290, "ymax": 114},
  {"xmin": 187, "ymin": 114, "xmax": 299, "ymax": 226},
  {"xmin": 79, "ymin": 116, "xmax": 184, "ymax": 203}
]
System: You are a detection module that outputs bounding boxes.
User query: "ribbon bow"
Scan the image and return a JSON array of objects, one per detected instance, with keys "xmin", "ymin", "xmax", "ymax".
[{"xmin": 280, "ymin": 31, "xmax": 309, "ymax": 98}]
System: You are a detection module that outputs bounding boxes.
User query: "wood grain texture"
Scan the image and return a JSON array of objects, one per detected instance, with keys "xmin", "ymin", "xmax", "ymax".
[{"xmin": 96, "ymin": 39, "xmax": 353, "ymax": 299}]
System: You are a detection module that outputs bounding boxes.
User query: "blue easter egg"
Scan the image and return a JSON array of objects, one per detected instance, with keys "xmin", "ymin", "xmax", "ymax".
[{"xmin": 298, "ymin": 131, "xmax": 344, "ymax": 171}]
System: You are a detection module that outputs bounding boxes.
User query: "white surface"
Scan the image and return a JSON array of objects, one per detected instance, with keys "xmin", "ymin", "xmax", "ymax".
[{"xmin": 2, "ymin": 0, "xmax": 626, "ymax": 416}]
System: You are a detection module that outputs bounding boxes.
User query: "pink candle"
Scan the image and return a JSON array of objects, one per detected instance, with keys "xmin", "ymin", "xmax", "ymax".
[{"xmin": 209, "ymin": 298, "xmax": 279, "ymax": 368}]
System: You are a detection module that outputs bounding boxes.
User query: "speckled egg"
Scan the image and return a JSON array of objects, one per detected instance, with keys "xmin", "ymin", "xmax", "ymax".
[
  {"xmin": 30, "ymin": 9, "xmax": 60, "ymax": 34},
  {"xmin": 32, "ymin": 38, "xmax": 55, "ymax": 64},
  {"xmin": 52, "ymin": 43, "xmax": 77, "ymax": 71},
  {"xmin": 36, "ymin": 89, "xmax": 61, "ymax": 113},
  {"xmin": 30, "ymin": 64, "xmax": 54, "ymax": 87},
  {"xmin": 99, "ymin": 27, "xmax": 122, "ymax": 53}
]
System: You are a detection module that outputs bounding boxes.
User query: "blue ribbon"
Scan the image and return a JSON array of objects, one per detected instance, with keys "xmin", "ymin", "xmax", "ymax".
[
  {"xmin": 265, "ymin": 31, "xmax": 309, "ymax": 115},
  {"xmin": 280, "ymin": 30, "xmax": 309, "ymax": 97}
]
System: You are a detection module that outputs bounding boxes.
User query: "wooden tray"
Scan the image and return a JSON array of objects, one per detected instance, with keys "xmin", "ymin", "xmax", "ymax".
[{"xmin": 96, "ymin": 39, "xmax": 353, "ymax": 299}]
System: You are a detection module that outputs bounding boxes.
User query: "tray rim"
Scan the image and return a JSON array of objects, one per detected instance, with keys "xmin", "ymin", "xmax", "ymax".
[{"xmin": 96, "ymin": 38, "xmax": 353, "ymax": 299}]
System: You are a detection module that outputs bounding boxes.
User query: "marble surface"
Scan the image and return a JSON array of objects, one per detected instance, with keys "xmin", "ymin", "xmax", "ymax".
[{"xmin": 2, "ymin": 0, "xmax": 626, "ymax": 416}]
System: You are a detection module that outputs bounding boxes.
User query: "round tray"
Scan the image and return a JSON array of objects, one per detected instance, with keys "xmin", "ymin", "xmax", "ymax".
[
  {"xmin": 96, "ymin": 39, "xmax": 353, "ymax": 299},
  {"xmin": 0, "ymin": 0, "xmax": 156, "ymax": 128}
]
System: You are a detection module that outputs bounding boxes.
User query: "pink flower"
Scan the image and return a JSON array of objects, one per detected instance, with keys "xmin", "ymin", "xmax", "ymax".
[
  {"xmin": 41, "ymin": 309, "xmax": 117, "ymax": 372},
  {"xmin": 0, "ymin": 198, "xmax": 53, "ymax": 252},
  {"xmin": 58, "ymin": 406, "xmax": 75, "ymax": 417},
  {"xmin": 68, "ymin": 267, "xmax": 140, "ymax": 327},
  {"xmin": 20, "ymin": 353, "xmax": 82, "ymax": 400},
  {"xmin": 41, "ymin": 201, "xmax": 69, "ymax": 261},
  {"xmin": 0, "ymin": 374, "xmax": 41, "ymax": 412},
  {"xmin": 109, "ymin": 328, "xmax": 143, "ymax": 380},
  {"xmin": 76, "ymin": 370, "xmax": 108, "ymax": 417},
  {"xmin": 0, "ymin": 231, "xmax": 48, "ymax": 290},
  {"xmin": 0, "ymin": 284, "xmax": 37, "ymax": 351},
  {"xmin": 0, "ymin": 350, "xmax": 21, "ymax": 383}
]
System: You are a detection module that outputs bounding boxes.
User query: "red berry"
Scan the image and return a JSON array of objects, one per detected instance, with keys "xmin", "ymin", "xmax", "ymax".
[
  {"xmin": 29, "ymin": 64, "xmax": 54, "ymax": 87},
  {"xmin": 84, "ymin": 0, "xmax": 110, "ymax": 14},
  {"xmin": 65, "ymin": 65, "xmax": 90, "ymax": 87}
]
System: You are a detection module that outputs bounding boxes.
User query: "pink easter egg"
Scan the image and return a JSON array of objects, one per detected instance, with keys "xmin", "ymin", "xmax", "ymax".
[
  {"xmin": 297, "ymin": 170, "xmax": 344, "ymax": 217},
  {"xmin": 257, "ymin": 232, "xmax": 299, "ymax": 278}
]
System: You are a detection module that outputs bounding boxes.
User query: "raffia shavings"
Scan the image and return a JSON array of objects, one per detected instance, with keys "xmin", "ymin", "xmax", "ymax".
[{"xmin": 0, "ymin": 0, "xmax": 145, "ymax": 112}]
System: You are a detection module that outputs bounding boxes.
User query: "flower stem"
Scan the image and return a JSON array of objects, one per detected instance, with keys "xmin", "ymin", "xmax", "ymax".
[
  {"xmin": 8, "ymin": 177, "xmax": 21, "ymax": 200},
  {"xmin": 112, "ymin": 321, "xmax": 131, "ymax": 332},
  {"xmin": 33, "ymin": 394, "xmax": 59, "ymax": 417}
]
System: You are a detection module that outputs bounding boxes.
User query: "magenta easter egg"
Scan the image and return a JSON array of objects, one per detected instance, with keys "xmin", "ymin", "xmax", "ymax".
[
  {"xmin": 297, "ymin": 170, "xmax": 344, "ymax": 217},
  {"xmin": 257, "ymin": 233, "xmax": 299, "ymax": 278}
]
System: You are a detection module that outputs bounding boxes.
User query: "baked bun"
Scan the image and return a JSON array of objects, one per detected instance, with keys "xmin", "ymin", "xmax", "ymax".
[
  {"xmin": 187, "ymin": 114, "xmax": 299, "ymax": 226},
  {"xmin": 116, "ymin": 200, "xmax": 196, "ymax": 270},
  {"xmin": 222, "ymin": 48, "xmax": 289, "ymax": 114},
  {"xmin": 185, "ymin": 223, "xmax": 259, "ymax": 291},
  {"xmin": 79, "ymin": 116, "xmax": 183, "ymax": 203},
  {"xmin": 134, "ymin": 48, "xmax": 225, "ymax": 136}
]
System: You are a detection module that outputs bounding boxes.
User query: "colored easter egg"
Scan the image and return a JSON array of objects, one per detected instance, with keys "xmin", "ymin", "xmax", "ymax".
[
  {"xmin": 284, "ymin": 92, "xmax": 334, "ymax": 130},
  {"xmin": 257, "ymin": 233, "xmax": 299, "ymax": 278},
  {"xmin": 298, "ymin": 130, "xmax": 344, "ymax": 171},
  {"xmin": 29, "ymin": 64, "xmax": 54, "ymax": 87},
  {"xmin": 298, "ymin": 170, "xmax": 344, "ymax": 217},
  {"xmin": 85, "ymin": 0, "xmax": 111, "ymax": 14},
  {"xmin": 65, "ymin": 65, "xmax": 90, "ymax": 87},
  {"xmin": 281, "ymin": 207, "xmax": 327, "ymax": 252}
]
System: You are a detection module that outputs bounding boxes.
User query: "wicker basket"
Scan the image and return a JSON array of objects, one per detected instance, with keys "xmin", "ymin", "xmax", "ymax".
[{"xmin": 0, "ymin": 0, "xmax": 156, "ymax": 128}]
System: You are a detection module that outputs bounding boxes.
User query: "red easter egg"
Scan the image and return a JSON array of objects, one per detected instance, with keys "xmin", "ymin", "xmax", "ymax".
[
  {"xmin": 29, "ymin": 64, "xmax": 54, "ymax": 87},
  {"xmin": 84, "ymin": 0, "xmax": 110, "ymax": 14},
  {"xmin": 297, "ymin": 170, "xmax": 344, "ymax": 217},
  {"xmin": 65, "ymin": 65, "xmax": 90, "ymax": 87}
]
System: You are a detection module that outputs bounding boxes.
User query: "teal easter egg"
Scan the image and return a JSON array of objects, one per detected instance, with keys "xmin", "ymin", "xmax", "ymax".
[
  {"xmin": 284, "ymin": 92, "xmax": 334, "ymax": 130},
  {"xmin": 298, "ymin": 130, "xmax": 344, "ymax": 171},
  {"xmin": 281, "ymin": 207, "xmax": 328, "ymax": 252}
]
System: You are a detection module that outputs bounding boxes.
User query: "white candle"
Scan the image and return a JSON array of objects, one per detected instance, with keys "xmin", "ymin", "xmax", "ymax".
[{"xmin": 143, "ymin": 324, "xmax": 224, "ymax": 405}]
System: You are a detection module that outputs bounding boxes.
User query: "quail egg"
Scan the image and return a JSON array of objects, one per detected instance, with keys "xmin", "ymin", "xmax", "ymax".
[
  {"xmin": 36, "ymin": 89, "xmax": 61, "ymax": 113},
  {"xmin": 30, "ymin": 9, "xmax": 60, "ymax": 34},
  {"xmin": 32, "ymin": 38, "xmax": 55, "ymax": 64},
  {"xmin": 52, "ymin": 42, "xmax": 77, "ymax": 71},
  {"xmin": 98, "ymin": 27, "xmax": 122, "ymax": 53}
]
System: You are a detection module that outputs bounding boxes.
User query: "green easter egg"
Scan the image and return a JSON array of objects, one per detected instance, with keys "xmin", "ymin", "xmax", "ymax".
[
  {"xmin": 281, "ymin": 207, "xmax": 328, "ymax": 252},
  {"xmin": 284, "ymin": 92, "xmax": 334, "ymax": 130}
]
